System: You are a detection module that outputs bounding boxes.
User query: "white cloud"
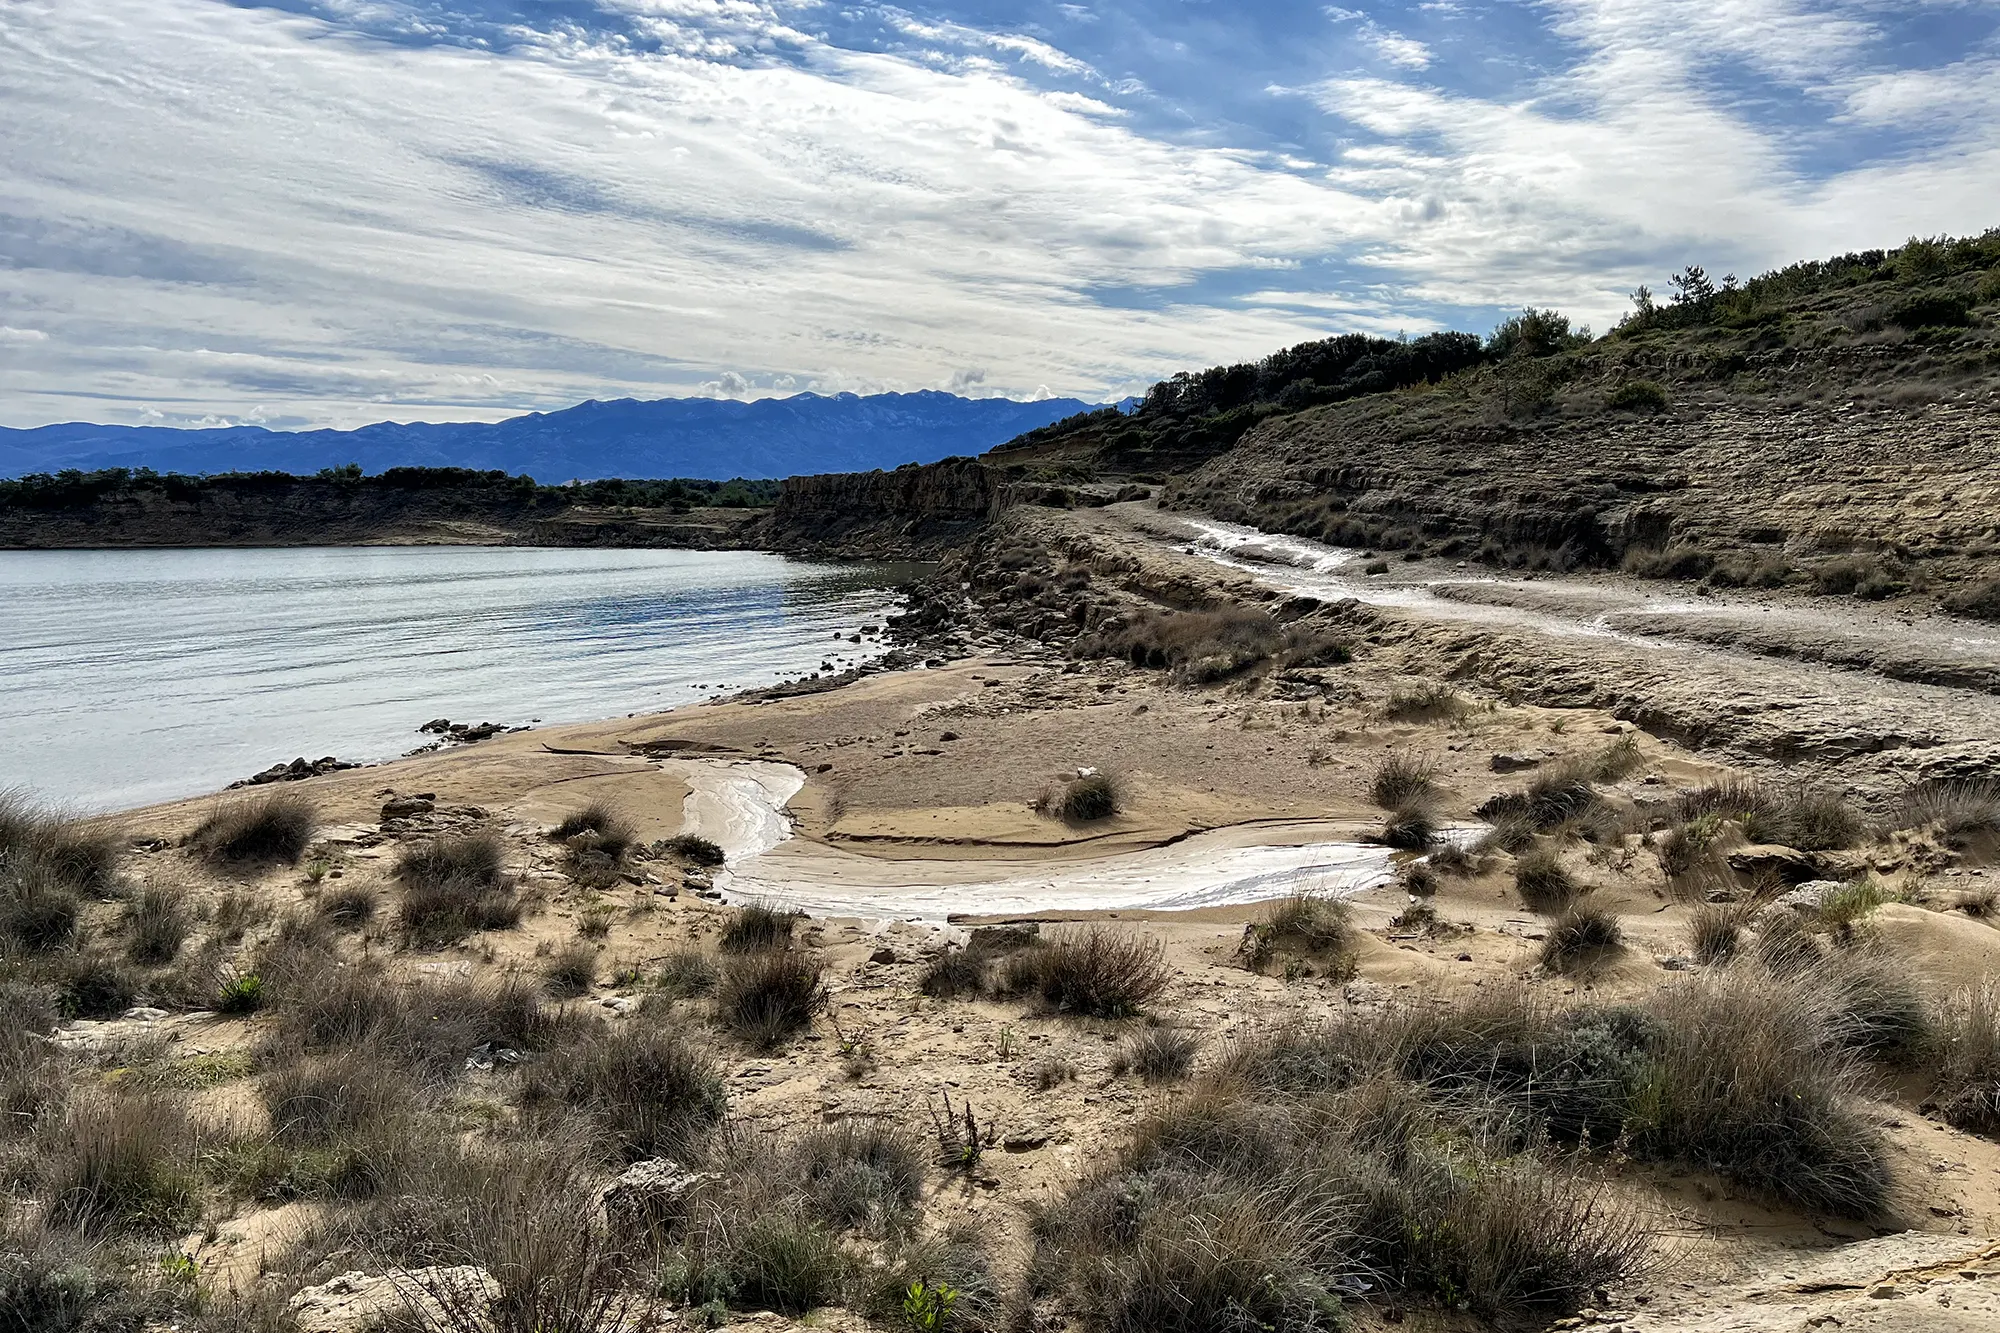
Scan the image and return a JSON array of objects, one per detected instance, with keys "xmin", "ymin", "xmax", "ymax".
[{"xmin": 0, "ymin": 0, "xmax": 1993, "ymax": 428}]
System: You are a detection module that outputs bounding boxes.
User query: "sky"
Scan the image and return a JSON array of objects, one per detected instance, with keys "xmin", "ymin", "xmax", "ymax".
[{"xmin": 1, "ymin": 1, "xmax": 1996, "ymax": 430}]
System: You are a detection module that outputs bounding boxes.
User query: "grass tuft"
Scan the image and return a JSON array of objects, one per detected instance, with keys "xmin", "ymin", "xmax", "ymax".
[
  {"xmin": 542, "ymin": 942, "xmax": 599, "ymax": 998},
  {"xmin": 1514, "ymin": 848, "xmax": 1582, "ymax": 914},
  {"xmin": 1001, "ymin": 928, "xmax": 1170, "ymax": 1018},
  {"xmin": 188, "ymin": 793, "xmax": 318, "ymax": 865},
  {"xmin": 1369, "ymin": 749, "xmax": 1438, "ymax": 808},
  {"xmin": 715, "ymin": 949, "xmax": 827, "ymax": 1048},
  {"xmin": 720, "ymin": 902, "xmax": 800, "ymax": 954},
  {"xmin": 1112, "ymin": 1026, "xmax": 1201, "ymax": 1082},
  {"xmin": 520, "ymin": 1019, "xmax": 726, "ymax": 1161},
  {"xmin": 1539, "ymin": 904, "xmax": 1623, "ymax": 973},
  {"xmin": 395, "ymin": 834, "xmax": 519, "ymax": 945}
]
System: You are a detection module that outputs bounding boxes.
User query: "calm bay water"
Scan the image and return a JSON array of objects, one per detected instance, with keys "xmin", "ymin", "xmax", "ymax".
[{"xmin": 0, "ymin": 546, "xmax": 926, "ymax": 811}]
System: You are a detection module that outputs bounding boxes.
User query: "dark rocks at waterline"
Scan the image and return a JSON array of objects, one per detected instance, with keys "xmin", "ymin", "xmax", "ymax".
[
  {"xmin": 229, "ymin": 755, "xmax": 361, "ymax": 788},
  {"xmin": 417, "ymin": 718, "xmax": 525, "ymax": 745}
]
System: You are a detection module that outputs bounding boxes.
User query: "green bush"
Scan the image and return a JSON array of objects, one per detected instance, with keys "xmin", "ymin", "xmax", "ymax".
[
  {"xmin": 1606, "ymin": 379, "xmax": 1668, "ymax": 411},
  {"xmin": 1887, "ymin": 291, "xmax": 1972, "ymax": 329}
]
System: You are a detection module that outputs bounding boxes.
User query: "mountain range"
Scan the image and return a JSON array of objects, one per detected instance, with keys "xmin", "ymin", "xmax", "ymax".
[{"xmin": 0, "ymin": 391, "xmax": 1103, "ymax": 481}]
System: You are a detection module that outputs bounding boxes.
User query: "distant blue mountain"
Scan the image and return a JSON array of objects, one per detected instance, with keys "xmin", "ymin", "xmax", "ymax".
[{"xmin": 0, "ymin": 391, "xmax": 1104, "ymax": 482}]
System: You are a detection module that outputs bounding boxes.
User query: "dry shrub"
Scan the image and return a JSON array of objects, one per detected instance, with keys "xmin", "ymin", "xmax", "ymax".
[
  {"xmin": 1001, "ymin": 928, "xmax": 1169, "ymax": 1018},
  {"xmin": 1932, "ymin": 982, "xmax": 2000, "ymax": 1135},
  {"xmin": 1754, "ymin": 910, "xmax": 1824, "ymax": 977},
  {"xmin": 44, "ymin": 952, "xmax": 139, "ymax": 1020},
  {"xmin": 519, "ymin": 1019, "xmax": 726, "ymax": 1161},
  {"xmin": 396, "ymin": 834, "xmax": 519, "ymax": 945},
  {"xmin": 40, "ymin": 1092, "xmax": 202, "ymax": 1236},
  {"xmin": 1035, "ymin": 772, "xmax": 1121, "ymax": 823},
  {"xmin": 658, "ymin": 833, "xmax": 726, "ymax": 866},
  {"xmin": 657, "ymin": 947, "xmax": 720, "ymax": 998},
  {"xmin": 1111, "ymin": 1026, "xmax": 1200, "ymax": 1082},
  {"xmin": 0, "ymin": 979, "xmax": 67, "ymax": 1135},
  {"xmin": 1381, "ymin": 681, "xmax": 1466, "ymax": 722},
  {"xmin": 1898, "ymin": 779, "xmax": 2000, "ymax": 842},
  {"xmin": 1514, "ymin": 848, "xmax": 1581, "ymax": 913},
  {"xmin": 1242, "ymin": 892, "xmax": 1357, "ymax": 978},
  {"xmin": 551, "ymin": 803, "xmax": 638, "ymax": 859},
  {"xmin": 188, "ymin": 793, "xmax": 318, "ymax": 865},
  {"xmin": 542, "ymin": 942, "xmax": 599, "ymax": 999},
  {"xmin": 122, "ymin": 884, "xmax": 190, "ymax": 965},
  {"xmin": 1373, "ymin": 800, "xmax": 1436, "ymax": 851},
  {"xmin": 1082, "ymin": 608, "xmax": 1345, "ymax": 684},
  {"xmin": 1686, "ymin": 903, "xmax": 1745, "ymax": 964},
  {"xmin": 720, "ymin": 902, "xmax": 799, "ymax": 954},
  {"xmin": 0, "ymin": 1223, "xmax": 182, "ymax": 1332},
  {"xmin": 0, "ymin": 790, "xmax": 123, "ymax": 894},
  {"xmin": 315, "ymin": 882, "xmax": 379, "ymax": 927},
  {"xmin": 919, "ymin": 946, "xmax": 989, "ymax": 999},
  {"xmin": 1539, "ymin": 904, "xmax": 1622, "ymax": 974},
  {"xmin": 269, "ymin": 963, "xmax": 584, "ymax": 1077},
  {"xmin": 715, "ymin": 949, "xmax": 827, "ymax": 1048},
  {"xmin": 261, "ymin": 1052, "xmax": 415, "ymax": 1147},
  {"xmin": 1368, "ymin": 749, "xmax": 1437, "ymax": 808}
]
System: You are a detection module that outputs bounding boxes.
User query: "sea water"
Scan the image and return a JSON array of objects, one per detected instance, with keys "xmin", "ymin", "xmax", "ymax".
[{"xmin": 0, "ymin": 546, "xmax": 924, "ymax": 810}]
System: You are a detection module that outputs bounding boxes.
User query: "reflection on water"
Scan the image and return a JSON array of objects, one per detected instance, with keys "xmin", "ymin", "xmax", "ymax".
[{"xmin": 0, "ymin": 546, "xmax": 925, "ymax": 811}]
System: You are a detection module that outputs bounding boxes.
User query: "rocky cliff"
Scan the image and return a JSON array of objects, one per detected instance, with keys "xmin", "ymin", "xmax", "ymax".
[{"xmin": 766, "ymin": 457, "xmax": 1001, "ymax": 556}]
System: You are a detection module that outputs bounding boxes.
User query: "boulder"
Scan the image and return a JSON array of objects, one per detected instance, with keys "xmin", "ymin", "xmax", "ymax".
[
  {"xmin": 1773, "ymin": 880, "xmax": 1846, "ymax": 913},
  {"xmin": 1726, "ymin": 844, "xmax": 1821, "ymax": 884},
  {"xmin": 598, "ymin": 1159, "xmax": 719, "ymax": 1236},
  {"xmin": 1490, "ymin": 752, "xmax": 1545, "ymax": 773},
  {"xmin": 289, "ymin": 1266, "xmax": 497, "ymax": 1333},
  {"xmin": 381, "ymin": 796, "xmax": 435, "ymax": 820}
]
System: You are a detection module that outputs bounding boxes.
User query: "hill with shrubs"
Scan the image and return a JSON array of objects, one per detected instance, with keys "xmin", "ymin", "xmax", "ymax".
[{"xmin": 993, "ymin": 231, "xmax": 2000, "ymax": 621}]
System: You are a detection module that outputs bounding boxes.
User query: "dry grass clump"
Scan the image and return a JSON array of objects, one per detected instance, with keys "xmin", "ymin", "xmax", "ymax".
[
  {"xmin": 919, "ymin": 945, "xmax": 990, "ymax": 999},
  {"xmin": 1, "ymin": 979, "xmax": 67, "ymax": 1135},
  {"xmin": 269, "ymin": 962, "xmax": 584, "ymax": 1077},
  {"xmin": 0, "ymin": 790, "xmax": 123, "ymax": 894},
  {"xmin": 39, "ymin": 1092, "xmax": 203, "ymax": 1236},
  {"xmin": 1082, "ymin": 608, "xmax": 1349, "ymax": 684},
  {"xmin": 314, "ymin": 882, "xmax": 379, "ymax": 927},
  {"xmin": 0, "ymin": 793, "xmax": 123, "ymax": 955},
  {"xmin": 720, "ymin": 901, "xmax": 800, "ymax": 953},
  {"xmin": 1428, "ymin": 841, "xmax": 1475, "ymax": 876},
  {"xmin": 1373, "ymin": 800, "xmax": 1436, "ymax": 851},
  {"xmin": 1514, "ymin": 848, "xmax": 1582, "ymax": 913},
  {"xmin": 657, "ymin": 947, "xmax": 720, "ymax": 998},
  {"xmin": 261, "ymin": 1052, "xmax": 414, "ymax": 1147},
  {"xmin": 551, "ymin": 802, "xmax": 637, "ymax": 857},
  {"xmin": 552, "ymin": 802, "xmax": 638, "ymax": 889},
  {"xmin": 1475, "ymin": 811, "xmax": 1537, "ymax": 855},
  {"xmin": 519, "ymin": 1019, "xmax": 726, "ymax": 1161},
  {"xmin": 1369, "ymin": 749, "xmax": 1438, "ymax": 808},
  {"xmin": 1219, "ymin": 972, "xmax": 1890, "ymax": 1218},
  {"xmin": 715, "ymin": 949, "xmax": 827, "ymax": 1048},
  {"xmin": 658, "ymin": 832, "xmax": 727, "ymax": 866},
  {"xmin": 188, "ymin": 792, "xmax": 318, "ymax": 865},
  {"xmin": 1591, "ymin": 734, "xmax": 1645, "ymax": 781},
  {"xmin": 1111, "ymin": 1026, "xmax": 1201, "ymax": 1082},
  {"xmin": 1381, "ymin": 680, "xmax": 1467, "ymax": 722},
  {"xmin": 395, "ymin": 833, "xmax": 520, "ymax": 945},
  {"xmin": 1035, "ymin": 771, "xmax": 1121, "ymax": 823},
  {"xmin": 542, "ymin": 942, "xmax": 599, "ymax": 998},
  {"xmin": 1001, "ymin": 927, "xmax": 1170, "ymax": 1018},
  {"xmin": 1932, "ymin": 981, "xmax": 2000, "ymax": 1135},
  {"xmin": 1241, "ymin": 892, "xmax": 1358, "ymax": 979},
  {"xmin": 1672, "ymin": 780, "xmax": 1859, "ymax": 851},
  {"xmin": 1898, "ymin": 779, "xmax": 2000, "ymax": 843},
  {"xmin": 121, "ymin": 884, "xmax": 190, "ymax": 965},
  {"xmin": 1539, "ymin": 904, "xmax": 1623, "ymax": 973},
  {"xmin": 1686, "ymin": 903, "xmax": 1745, "ymax": 964},
  {"xmin": 1028, "ymin": 1071, "xmax": 1647, "ymax": 1327}
]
